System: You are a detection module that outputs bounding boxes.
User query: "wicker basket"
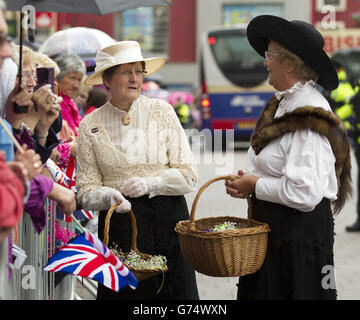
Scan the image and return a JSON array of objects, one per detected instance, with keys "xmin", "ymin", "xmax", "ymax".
[
  {"xmin": 104, "ymin": 202, "xmax": 168, "ymax": 281},
  {"xmin": 175, "ymin": 175, "xmax": 270, "ymax": 277}
]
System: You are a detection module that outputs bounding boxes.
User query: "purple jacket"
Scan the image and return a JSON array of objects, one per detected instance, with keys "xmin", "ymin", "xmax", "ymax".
[
  {"xmin": 25, "ymin": 175, "xmax": 53, "ymax": 233},
  {"xmin": 14, "ymin": 129, "xmax": 54, "ymax": 233}
]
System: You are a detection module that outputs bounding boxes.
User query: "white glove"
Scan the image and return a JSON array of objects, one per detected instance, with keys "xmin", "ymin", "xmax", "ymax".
[
  {"xmin": 122, "ymin": 176, "xmax": 164, "ymax": 198},
  {"xmin": 122, "ymin": 177, "xmax": 149, "ymax": 198},
  {"xmin": 103, "ymin": 188, "xmax": 131, "ymax": 213}
]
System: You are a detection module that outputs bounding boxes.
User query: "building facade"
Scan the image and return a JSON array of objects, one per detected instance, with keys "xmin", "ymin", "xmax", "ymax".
[{"xmin": 11, "ymin": 1, "xmax": 360, "ymax": 87}]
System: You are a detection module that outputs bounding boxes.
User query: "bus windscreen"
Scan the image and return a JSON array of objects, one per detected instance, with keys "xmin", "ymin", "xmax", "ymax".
[{"xmin": 208, "ymin": 29, "xmax": 268, "ymax": 88}]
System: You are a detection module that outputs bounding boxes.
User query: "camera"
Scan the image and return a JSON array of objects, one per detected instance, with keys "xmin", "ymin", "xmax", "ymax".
[
  {"xmin": 13, "ymin": 67, "xmax": 55, "ymax": 114},
  {"xmin": 34, "ymin": 67, "xmax": 55, "ymax": 92},
  {"xmin": 13, "ymin": 102, "xmax": 29, "ymax": 114}
]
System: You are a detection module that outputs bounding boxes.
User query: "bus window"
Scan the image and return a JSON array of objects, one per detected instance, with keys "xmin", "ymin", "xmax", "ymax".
[
  {"xmin": 209, "ymin": 29, "xmax": 268, "ymax": 88},
  {"xmin": 200, "ymin": 25, "xmax": 274, "ymax": 148}
]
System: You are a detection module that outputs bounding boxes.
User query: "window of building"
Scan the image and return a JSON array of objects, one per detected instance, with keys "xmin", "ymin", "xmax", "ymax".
[
  {"xmin": 222, "ymin": 4, "xmax": 284, "ymax": 25},
  {"xmin": 115, "ymin": 6, "xmax": 169, "ymax": 57}
]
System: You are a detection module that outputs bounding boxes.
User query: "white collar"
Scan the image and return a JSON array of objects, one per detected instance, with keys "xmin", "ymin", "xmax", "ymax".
[
  {"xmin": 107, "ymin": 97, "xmax": 140, "ymax": 114},
  {"xmin": 275, "ymin": 80, "xmax": 316, "ymax": 100}
]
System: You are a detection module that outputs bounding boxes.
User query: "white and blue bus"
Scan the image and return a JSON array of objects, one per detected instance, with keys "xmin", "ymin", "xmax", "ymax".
[{"xmin": 199, "ymin": 24, "xmax": 274, "ymax": 147}]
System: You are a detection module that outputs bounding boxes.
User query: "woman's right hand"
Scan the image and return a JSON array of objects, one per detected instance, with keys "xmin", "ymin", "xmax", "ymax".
[
  {"xmin": 225, "ymin": 170, "xmax": 258, "ymax": 199},
  {"xmin": 5, "ymin": 84, "xmax": 34, "ymax": 128},
  {"xmin": 69, "ymin": 141, "xmax": 77, "ymax": 158},
  {"xmin": 14, "ymin": 145, "xmax": 43, "ymax": 180},
  {"xmin": 48, "ymin": 183, "xmax": 76, "ymax": 215},
  {"xmin": 103, "ymin": 188, "xmax": 131, "ymax": 213}
]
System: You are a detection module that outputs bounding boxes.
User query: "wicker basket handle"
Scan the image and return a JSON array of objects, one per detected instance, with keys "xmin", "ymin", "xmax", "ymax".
[
  {"xmin": 103, "ymin": 201, "xmax": 138, "ymax": 253},
  {"xmin": 189, "ymin": 175, "xmax": 253, "ymax": 231}
]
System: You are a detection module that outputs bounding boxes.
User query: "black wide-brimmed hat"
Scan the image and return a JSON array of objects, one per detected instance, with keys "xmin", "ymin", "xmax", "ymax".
[{"xmin": 247, "ymin": 15, "xmax": 338, "ymax": 90}]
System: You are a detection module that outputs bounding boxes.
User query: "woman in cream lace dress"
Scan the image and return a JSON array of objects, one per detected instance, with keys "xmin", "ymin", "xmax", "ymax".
[{"xmin": 76, "ymin": 41, "xmax": 199, "ymax": 300}]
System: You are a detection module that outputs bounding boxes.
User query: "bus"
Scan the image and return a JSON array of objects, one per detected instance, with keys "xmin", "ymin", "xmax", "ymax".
[{"xmin": 199, "ymin": 24, "xmax": 274, "ymax": 149}]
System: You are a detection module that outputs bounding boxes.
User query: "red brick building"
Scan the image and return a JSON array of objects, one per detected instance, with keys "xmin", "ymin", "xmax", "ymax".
[
  {"xmin": 56, "ymin": 0, "xmax": 196, "ymax": 64},
  {"xmin": 311, "ymin": 0, "xmax": 360, "ymax": 55}
]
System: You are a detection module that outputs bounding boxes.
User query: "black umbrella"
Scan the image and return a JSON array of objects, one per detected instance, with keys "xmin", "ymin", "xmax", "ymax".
[{"xmin": 4, "ymin": 0, "xmax": 171, "ymax": 112}]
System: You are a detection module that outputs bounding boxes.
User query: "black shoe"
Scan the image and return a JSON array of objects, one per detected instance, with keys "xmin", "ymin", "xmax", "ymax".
[{"xmin": 346, "ymin": 219, "xmax": 360, "ymax": 232}]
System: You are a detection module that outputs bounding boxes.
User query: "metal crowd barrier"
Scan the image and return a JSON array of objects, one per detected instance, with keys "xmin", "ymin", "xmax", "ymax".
[{"xmin": 10, "ymin": 198, "xmax": 75, "ymax": 300}]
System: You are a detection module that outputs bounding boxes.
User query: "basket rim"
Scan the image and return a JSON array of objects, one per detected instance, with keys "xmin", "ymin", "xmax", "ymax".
[
  {"xmin": 126, "ymin": 264, "xmax": 169, "ymax": 274},
  {"xmin": 111, "ymin": 248, "xmax": 169, "ymax": 274},
  {"xmin": 175, "ymin": 216, "xmax": 270, "ymax": 238}
]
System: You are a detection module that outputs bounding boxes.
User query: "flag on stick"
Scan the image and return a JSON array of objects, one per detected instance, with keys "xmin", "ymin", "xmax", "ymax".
[{"xmin": 44, "ymin": 231, "xmax": 137, "ymax": 292}]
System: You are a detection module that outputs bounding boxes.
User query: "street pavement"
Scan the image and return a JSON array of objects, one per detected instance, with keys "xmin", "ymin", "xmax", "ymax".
[{"xmin": 75, "ymin": 148, "xmax": 360, "ymax": 300}]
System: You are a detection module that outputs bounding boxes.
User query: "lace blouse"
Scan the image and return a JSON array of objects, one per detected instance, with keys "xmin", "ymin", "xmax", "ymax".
[
  {"xmin": 76, "ymin": 95, "xmax": 198, "ymax": 211},
  {"xmin": 248, "ymin": 80, "xmax": 338, "ymax": 212}
]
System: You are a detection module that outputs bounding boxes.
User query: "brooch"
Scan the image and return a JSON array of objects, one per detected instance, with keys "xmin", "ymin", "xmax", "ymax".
[{"xmin": 122, "ymin": 113, "xmax": 130, "ymax": 126}]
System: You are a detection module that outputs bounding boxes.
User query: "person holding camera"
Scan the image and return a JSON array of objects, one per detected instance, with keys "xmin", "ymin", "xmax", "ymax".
[
  {"xmin": 6, "ymin": 46, "xmax": 62, "ymax": 163},
  {"xmin": 0, "ymin": 45, "xmax": 77, "ymax": 233}
]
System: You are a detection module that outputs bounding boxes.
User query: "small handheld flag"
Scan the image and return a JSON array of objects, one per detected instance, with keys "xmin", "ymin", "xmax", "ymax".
[{"xmin": 44, "ymin": 231, "xmax": 137, "ymax": 292}]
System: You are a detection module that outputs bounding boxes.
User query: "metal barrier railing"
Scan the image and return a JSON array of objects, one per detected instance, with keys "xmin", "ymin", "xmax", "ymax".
[{"xmin": 10, "ymin": 198, "xmax": 75, "ymax": 300}]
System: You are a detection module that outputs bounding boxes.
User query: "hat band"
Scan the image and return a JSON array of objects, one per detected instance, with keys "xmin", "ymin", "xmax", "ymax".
[{"xmin": 94, "ymin": 46, "xmax": 144, "ymax": 73}]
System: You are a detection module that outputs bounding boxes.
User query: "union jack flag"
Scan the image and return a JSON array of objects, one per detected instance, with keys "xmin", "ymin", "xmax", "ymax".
[
  {"xmin": 47, "ymin": 158, "xmax": 95, "ymax": 222},
  {"xmin": 56, "ymin": 207, "xmax": 95, "ymax": 222},
  {"xmin": 45, "ymin": 159, "xmax": 71, "ymax": 188},
  {"xmin": 72, "ymin": 209, "xmax": 95, "ymax": 220},
  {"xmin": 44, "ymin": 231, "xmax": 137, "ymax": 292},
  {"xmin": 55, "ymin": 209, "xmax": 72, "ymax": 222}
]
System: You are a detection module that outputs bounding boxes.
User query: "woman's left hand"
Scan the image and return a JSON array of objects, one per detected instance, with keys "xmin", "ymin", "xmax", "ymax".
[
  {"xmin": 122, "ymin": 177, "xmax": 150, "ymax": 198},
  {"xmin": 34, "ymin": 86, "xmax": 62, "ymax": 132}
]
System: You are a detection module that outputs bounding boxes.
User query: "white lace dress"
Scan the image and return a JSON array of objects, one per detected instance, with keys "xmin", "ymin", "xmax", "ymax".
[
  {"xmin": 76, "ymin": 95, "xmax": 199, "ymax": 300},
  {"xmin": 76, "ymin": 95, "xmax": 198, "ymax": 209}
]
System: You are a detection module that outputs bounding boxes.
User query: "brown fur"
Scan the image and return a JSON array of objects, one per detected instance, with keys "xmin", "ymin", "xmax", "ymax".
[{"xmin": 251, "ymin": 96, "xmax": 352, "ymax": 214}]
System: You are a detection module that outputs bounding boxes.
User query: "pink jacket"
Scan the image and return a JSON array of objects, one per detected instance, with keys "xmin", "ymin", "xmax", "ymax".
[{"xmin": 60, "ymin": 93, "xmax": 82, "ymax": 136}]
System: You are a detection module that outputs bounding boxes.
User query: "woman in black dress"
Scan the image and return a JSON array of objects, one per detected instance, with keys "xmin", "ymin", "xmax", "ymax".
[{"xmin": 225, "ymin": 15, "xmax": 352, "ymax": 300}]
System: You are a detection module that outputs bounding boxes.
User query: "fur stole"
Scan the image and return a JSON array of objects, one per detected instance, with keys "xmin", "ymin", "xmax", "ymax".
[{"xmin": 251, "ymin": 96, "xmax": 352, "ymax": 214}]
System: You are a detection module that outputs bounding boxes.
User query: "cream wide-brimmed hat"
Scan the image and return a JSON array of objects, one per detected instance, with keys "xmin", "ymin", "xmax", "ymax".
[{"xmin": 84, "ymin": 41, "xmax": 166, "ymax": 86}]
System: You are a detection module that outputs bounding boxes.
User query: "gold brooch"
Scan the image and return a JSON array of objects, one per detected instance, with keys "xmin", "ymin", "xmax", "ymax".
[{"xmin": 122, "ymin": 113, "xmax": 130, "ymax": 126}]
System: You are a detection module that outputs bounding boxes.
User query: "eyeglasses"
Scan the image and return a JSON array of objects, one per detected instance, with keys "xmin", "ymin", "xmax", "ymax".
[
  {"xmin": 264, "ymin": 50, "xmax": 281, "ymax": 61},
  {"xmin": 116, "ymin": 69, "xmax": 147, "ymax": 79},
  {"xmin": 22, "ymin": 71, "xmax": 37, "ymax": 82}
]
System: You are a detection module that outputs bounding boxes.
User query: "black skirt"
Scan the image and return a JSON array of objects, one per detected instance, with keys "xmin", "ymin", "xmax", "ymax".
[
  {"xmin": 237, "ymin": 197, "xmax": 337, "ymax": 300},
  {"xmin": 97, "ymin": 195, "xmax": 199, "ymax": 300}
]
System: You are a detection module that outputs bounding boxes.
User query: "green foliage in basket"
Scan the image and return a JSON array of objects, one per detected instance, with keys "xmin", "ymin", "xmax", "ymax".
[
  {"xmin": 111, "ymin": 245, "xmax": 167, "ymax": 270},
  {"xmin": 210, "ymin": 221, "xmax": 238, "ymax": 231}
]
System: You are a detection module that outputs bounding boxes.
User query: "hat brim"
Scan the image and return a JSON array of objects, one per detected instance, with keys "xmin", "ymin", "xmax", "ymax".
[
  {"xmin": 84, "ymin": 56, "xmax": 166, "ymax": 86},
  {"xmin": 247, "ymin": 15, "xmax": 338, "ymax": 90}
]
